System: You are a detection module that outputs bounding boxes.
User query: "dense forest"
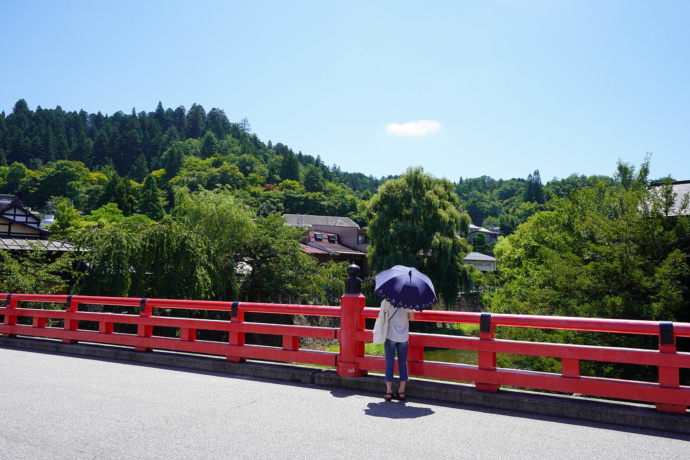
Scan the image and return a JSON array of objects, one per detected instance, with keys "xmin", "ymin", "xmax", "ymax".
[
  {"xmin": 0, "ymin": 99, "xmax": 394, "ymax": 224},
  {"xmin": 0, "ymin": 99, "xmax": 621, "ymax": 236}
]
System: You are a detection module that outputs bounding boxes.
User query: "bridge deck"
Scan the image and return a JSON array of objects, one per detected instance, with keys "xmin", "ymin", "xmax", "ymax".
[{"xmin": 1, "ymin": 345, "xmax": 689, "ymax": 459}]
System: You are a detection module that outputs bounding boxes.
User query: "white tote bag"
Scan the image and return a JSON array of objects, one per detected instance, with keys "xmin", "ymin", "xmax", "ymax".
[{"xmin": 372, "ymin": 301, "xmax": 389, "ymax": 344}]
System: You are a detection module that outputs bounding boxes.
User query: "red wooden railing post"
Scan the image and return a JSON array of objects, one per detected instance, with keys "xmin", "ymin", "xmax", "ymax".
[
  {"xmin": 408, "ymin": 342, "xmax": 425, "ymax": 364},
  {"xmin": 656, "ymin": 321, "xmax": 686, "ymax": 413},
  {"xmin": 63, "ymin": 295, "xmax": 79, "ymax": 344},
  {"xmin": 476, "ymin": 312, "xmax": 499, "ymax": 392},
  {"xmin": 99, "ymin": 304, "xmax": 114, "ymax": 335},
  {"xmin": 227, "ymin": 301, "xmax": 246, "ymax": 362},
  {"xmin": 135, "ymin": 298, "xmax": 153, "ymax": 352},
  {"xmin": 561, "ymin": 358, "xmax": 581, "ymax": 379},
  {"xmin": 283, "ymin": 335, "xmax": 300, "ymax": 351},
  {"xmin": 181, "ymin": 326, "xmax": 196, "ymax": 342},
  {"xmin": 337, "ymin": 265, "xmax": 367, "ymax": 377},
  {"xmin": 2, "ymin": 294, "xmax": 17, "ymax": 338}
]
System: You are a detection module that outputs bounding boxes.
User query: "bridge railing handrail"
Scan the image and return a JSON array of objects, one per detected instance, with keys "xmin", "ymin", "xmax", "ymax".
[
  {"xmin": 0, "ymin": 293, "xmax": 341, "ymax": 368},
  {"xmin": 362, "ymin": 307, "xmax": 683, "ymax": 336},
  {"xmin": 2, "ymin": 290, "xmax": 689, "ymax": 414}
]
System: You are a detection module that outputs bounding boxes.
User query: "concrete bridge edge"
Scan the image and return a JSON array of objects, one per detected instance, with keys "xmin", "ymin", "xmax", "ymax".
[{"xmin": 2, "ymin": 336, "xmax": 688, "ymax": 435}]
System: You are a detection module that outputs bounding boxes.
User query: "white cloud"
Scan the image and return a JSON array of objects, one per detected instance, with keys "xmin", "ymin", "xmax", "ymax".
[{"xmin": 386, "ymin": 120, "xmax": 442, "ymax": 137}]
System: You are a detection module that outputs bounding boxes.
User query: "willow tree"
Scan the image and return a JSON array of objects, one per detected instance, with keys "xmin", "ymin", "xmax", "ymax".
[
  {"xmin": 364, "ymin": 167, "xmax": 472, "ymax": 306},
  {"xmin": 173, "ymin": 188, "xmax": 254, "ymax": 300},
  {"xmin": 0, "ymin": 245, "xmax": 76, "ymax": 294}
]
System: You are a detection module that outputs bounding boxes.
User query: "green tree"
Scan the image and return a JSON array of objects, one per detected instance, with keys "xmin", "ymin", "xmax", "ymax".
[
  {"xmin": 84, "ymin": 202, "xmax": 126, "ymax": 227},
  {"xmin": 28, "ymin": 160, "xmax": 92, "ymax": 208},
  {"xmin": 113, "ymin": 177, "xmax": 137, "ymax": 216},
  {"xmin": 127, "ymin": 153, "xmax": 149, "ymax": 183},
  {"xmin": 137, "ymin": 217, "xmax": 212, "ymax": 299},
  {"xmin": 498, "ymin": 213, "xmax": 520, "ymax": 236},
  {"xmin": 279, "ymin": 150, "xmax": 300, "ymax": 182},
  {"xmin": 523, "ymin": 170, "xmax": 544, "ymax": 204},
  {"xmin": 50, "ymin": 199, "xmax": 91, "ymax": 236},
  {"xmin": 92, "ymin": 130, "xmax": 110, "ymax": 167},
  {"xmin": 472, "ymin": 232, "xmax": 487, "ymax": 248},
  {"xmin": 186, "ymin": 103, "xmax": 206, "ymax": 139},
  {"xmin": 0, "ymin": 246, "xmax": 76, "ymax": 294},
  {"xmin": 240, "ymin": 213, "xmax": 322, "ymax": 302},
  {"xmin": 236, "ymin": 154, "xmax": 265, "ymax": 177},
  {"xmin": 484, "ymin": 161, "xmax": 690, "ymax": 379},
  {"xmin": 200, "ymin": 131, "xmax": 218, "ymax": 159},
  {"xmin": 173, "ymin": 188, "xmax": 254, "ymax": 300},
  {"xmin": 117, "ymin": 117, "xmax": 143, "ymax": 175},
  {"xmin": 160, "ymin": 143, "xmax": 184, "ymax": 184},
  {"xmin": 0, "ymin": 162, "xmax": 27, "ymax": 194},
  {"xmin": 139, "ymin": 175, "xmax": 165, "ymax": 220},
  {"xmin": 365, "ymin": 167, "xmax": 472, "ymax": 306},
  {"xmin": 70, "ymin": 225, "xmax": 143, "ymax": 297},
  {"xmin": 303, "ymin": 164, "xmax": 324, "ymax": 192},
  {"xmin": 207, "ymin": 163, "xmax": 244, "ymax": 190},
  {"xmin": 70, "ymin": 216, "xmax": 202, "ymax": 299}
]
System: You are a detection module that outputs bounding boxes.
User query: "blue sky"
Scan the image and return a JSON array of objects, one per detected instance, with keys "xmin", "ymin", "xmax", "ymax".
[{"xmin": 2, "ymin": 0, "xmax": 688, "ymax": 183}]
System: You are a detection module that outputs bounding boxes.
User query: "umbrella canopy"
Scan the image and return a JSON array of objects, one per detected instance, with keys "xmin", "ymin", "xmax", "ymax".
[{"xmin": 374, "ymin": 265, "xmax": 438, "ymax": 311}]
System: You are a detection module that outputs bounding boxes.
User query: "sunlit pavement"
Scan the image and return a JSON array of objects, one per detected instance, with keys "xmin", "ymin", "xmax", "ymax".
[{"xmin": 1, "ymin": 347, "xmax": 689, "ymax": 460}]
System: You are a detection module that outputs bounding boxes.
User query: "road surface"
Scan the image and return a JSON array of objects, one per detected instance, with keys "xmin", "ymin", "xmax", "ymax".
[{"xmin": 1, "ymin": 347, "xmax": 688, "ymax": 459}]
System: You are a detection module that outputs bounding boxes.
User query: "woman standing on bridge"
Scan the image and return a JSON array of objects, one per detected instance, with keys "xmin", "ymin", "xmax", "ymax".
[
  {"xmin": 374, "ymin": 265, "xmax": 438, "ymax": 402},
  {"xmin": 382, "ymin": 298, "xmax": 413, "ymax": 401}
]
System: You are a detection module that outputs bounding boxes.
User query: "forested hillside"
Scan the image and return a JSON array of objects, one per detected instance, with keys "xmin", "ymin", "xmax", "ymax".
[
  {"xmin": 0, "ymin": 99, "xmax": 614, "ymax": 234},
  {"xmin": 454, "ymin": 171, "xmax": 613, "ymax": 235},
  {"xmin": 0, "ymin": 99, "xmax": 391, "ymax": 224}
]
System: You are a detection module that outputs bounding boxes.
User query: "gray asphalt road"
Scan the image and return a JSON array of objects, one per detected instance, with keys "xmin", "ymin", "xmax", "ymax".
[{"xmin": 1, "ymin": 347, "xmax": 689, "ymax": 459}]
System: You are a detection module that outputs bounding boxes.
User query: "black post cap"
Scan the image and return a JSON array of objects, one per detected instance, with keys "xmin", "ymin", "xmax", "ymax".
[
  {"xmin": 345, "ymin": 264, "xmax": 362, "ymax": 294},
  {"xmin": 659, "ymin": 321, "xmax": 675, "ymax": 346},
  {"xmin": 480, "ymin": 312, "xmax": 492, "ymax": 334}
]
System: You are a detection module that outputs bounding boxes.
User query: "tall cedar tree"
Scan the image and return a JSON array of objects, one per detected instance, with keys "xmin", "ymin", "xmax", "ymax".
[{"xmin": 139, "ymin": 175, "xmax": 165, "ymax": 220}]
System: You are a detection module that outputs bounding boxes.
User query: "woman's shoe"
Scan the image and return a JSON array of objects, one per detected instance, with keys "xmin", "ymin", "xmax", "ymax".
[
  {"xmin": 384, "ymin": 392, "xmax": 393, "ymax": 402},
  {"xmin": 393, "ymin": 392, "xmax": 406, "ymax": 401}
]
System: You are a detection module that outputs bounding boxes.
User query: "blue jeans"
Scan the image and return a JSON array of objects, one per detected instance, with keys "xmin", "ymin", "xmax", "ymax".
[{"xmin": 384, "ymin": 339, "xmax": 409, "ymax": 382}]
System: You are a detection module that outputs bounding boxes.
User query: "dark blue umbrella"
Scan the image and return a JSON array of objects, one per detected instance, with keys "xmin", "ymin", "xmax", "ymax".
[{"xmin": 374, "ymin": 265, "xmax": 438, "ymax": 311}]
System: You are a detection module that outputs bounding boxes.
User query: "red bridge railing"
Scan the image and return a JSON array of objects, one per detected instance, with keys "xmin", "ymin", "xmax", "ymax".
[
  {"xmin": 2, "ymin": 273, "xmax": 690, "ymax": 414},
  {"xmin": 0, "ymin": 293, "xmax": 341, "ymax": 367}
]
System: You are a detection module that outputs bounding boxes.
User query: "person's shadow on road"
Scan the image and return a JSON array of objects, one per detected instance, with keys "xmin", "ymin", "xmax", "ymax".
[{"xmin": 364, "ymin": 401, "xmax": 434, "ymax": 419}]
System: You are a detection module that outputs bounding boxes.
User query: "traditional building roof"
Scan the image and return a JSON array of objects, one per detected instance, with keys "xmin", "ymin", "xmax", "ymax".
[
  {"xmin": 0, "ymin": 237, "xmax": 74, "ymax": 252},
  {"xmin": 0, "ymin": 196, "xmax": 51, "ymax": 238},
  {"xmin": 301, "ymin": 229, "xmax": 366, "ymax": 256},
  {"xmin": 464, "ymin": 252, "xmax": 496, "ymax": 262},
  {"xmin": 0, "ymin": 195, "xmax": 71, "ymax": 251},
  {"xmin": 299, "ymin": 243, "xmax": 329, "ymax": 255},
  {"xmin": 468, "ymin": 224, "xmax": 502, "ymax": 235},
  {"xmin": 283, "ymin": 214, "xmax": 360, "ymax": 229}
]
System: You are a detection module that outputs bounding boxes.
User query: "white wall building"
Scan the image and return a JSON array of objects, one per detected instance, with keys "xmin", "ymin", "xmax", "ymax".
[{"xmin": 463, "ymin": 252, "xmax": 497, "ymax": 272}]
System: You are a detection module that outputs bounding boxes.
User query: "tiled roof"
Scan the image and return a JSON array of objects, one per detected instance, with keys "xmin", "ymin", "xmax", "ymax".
[
  {"xmin": 283, "ymin": 214, "xmax": 359, "ymax": 228},
  {"xmin": 299, "ymin": 243, "xmax": 329, "ymax": 254},
  {"xmin": 0, "ymin": 237, "xmax": 75, "ymax": 252},
  {"xmin": 301, "ymin": 229, "xmax": 366, "ymax": 256},
  {"xmin": 464, "ymin": 252, "xmax": 496, "ymax": 262},
  {"xmin": 469, "ymin": 226, "xmax": 503, "ymax": 235}
]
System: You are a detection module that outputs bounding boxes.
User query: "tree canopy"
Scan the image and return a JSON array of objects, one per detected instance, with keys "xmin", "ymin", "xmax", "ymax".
[
  {"xmin": 365, "ymin": 167, "xmax": 473, "ymax": 305},
  {"xmin": 482, "ymin": 160, "xmax": 690, "ymax": 380}
]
